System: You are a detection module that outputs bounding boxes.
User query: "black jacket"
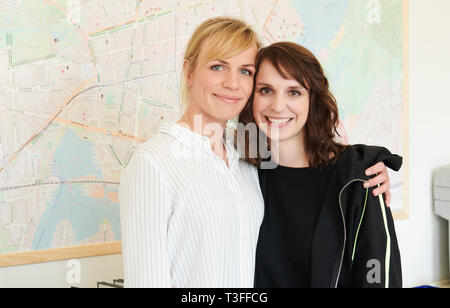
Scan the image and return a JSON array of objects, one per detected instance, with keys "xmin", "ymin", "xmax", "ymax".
[{"xmin": 309, "ymin": 144, "xmax": 402, "ymax": 288}]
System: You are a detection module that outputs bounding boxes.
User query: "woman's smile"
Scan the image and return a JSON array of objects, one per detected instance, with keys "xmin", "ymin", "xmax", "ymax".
[
  {"xmin": 263, "ymin": 116, "xmax": 296, "ymax": 128},
  {"xmin": 213, "ymin": 93, "xmax": 242, "ymax": 104}
]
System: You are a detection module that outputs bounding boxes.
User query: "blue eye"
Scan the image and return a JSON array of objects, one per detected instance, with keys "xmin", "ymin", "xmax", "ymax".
[
  {"xmin": 211, "ymin": 65, "xmax": 223, "ymax": 71},
  {"xmin": 241, "ymin": 69, "xmax": 253, "ymax": 76}
]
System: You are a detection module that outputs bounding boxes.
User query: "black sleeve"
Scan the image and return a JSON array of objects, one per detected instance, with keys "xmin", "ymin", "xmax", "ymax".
[{"xmin": 349, "ymin": 188, "xmax": 402, "ymax": 288}]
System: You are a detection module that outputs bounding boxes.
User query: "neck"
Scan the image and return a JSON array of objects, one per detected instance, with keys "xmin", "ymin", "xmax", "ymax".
[
  {"xmin": 178, "ymin": 105, "xmax": 227, "ymax": 157},
  {"xmin": 270, "ymin": 132, "xmax": 309, "ymax": 168}
]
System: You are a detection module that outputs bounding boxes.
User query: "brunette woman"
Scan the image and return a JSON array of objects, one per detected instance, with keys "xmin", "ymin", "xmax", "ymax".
[{"xmin": 239, "ymin": 42, "xmax": 402, "ymax": 288}]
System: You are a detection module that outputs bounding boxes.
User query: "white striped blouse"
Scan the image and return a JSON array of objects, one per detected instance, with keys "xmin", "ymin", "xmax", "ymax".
[{"xmin": 119, "ymin": 122, "xmax": 264, "ymax": 288}]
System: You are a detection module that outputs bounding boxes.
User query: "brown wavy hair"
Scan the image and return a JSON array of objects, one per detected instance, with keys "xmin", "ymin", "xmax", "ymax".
[{"xmin": 238, "ymin": 42, "xmax": 347, "ymax": 168}]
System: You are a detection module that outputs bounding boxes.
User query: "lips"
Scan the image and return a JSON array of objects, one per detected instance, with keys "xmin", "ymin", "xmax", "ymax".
[
  {"xmin": 213, "ymin": 94, "xmax": 241, "ymax": 105},
  {"xmin": 264, "ymin": 116, "xmax": 295, "ymax": 127}
]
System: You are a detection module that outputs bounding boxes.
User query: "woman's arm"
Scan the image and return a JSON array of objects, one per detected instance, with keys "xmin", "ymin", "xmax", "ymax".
[{"xmin": 119, "ymin": 153, "xmax": 172, "ymax": 288}]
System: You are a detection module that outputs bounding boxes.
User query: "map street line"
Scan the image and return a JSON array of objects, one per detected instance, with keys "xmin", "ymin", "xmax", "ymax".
[
  {"xmin": 43, "ymin": 0, "xmax": 99, "ymax": 78},
  {"xmin": 0, "ymin": 180, "xmax": 120, "ymax": 193},
  {"xmin": 262, "ymin": 0, "xmax": 279, "ymax": 43},
  {"xmin": 0, "ymin": 79, "xmax": 96, "ymax": 174},
  {"xmin": 53, "ymin": 118, "xmax": 146, "ymax": 143}
]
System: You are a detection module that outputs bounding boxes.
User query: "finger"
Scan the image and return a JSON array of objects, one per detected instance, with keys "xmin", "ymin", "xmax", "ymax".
[
  {"xmin": 385, "ymin": 191, "xmax": 391, "ymax": 208},
  {"xmin": 372, "ymin": 181, "xmax": 390, "ymax": 197},
  {"xmin": 363, "ymin": 172, "xmax": 389, "ymax": 188},
  {"xmin": 365, "ymin": 161, "xmax": 386, "ymax": 176}
]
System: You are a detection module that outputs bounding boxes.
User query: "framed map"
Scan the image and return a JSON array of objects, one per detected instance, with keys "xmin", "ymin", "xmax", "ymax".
[{"xmin": 0, "ymin": 0, "xmax": 408, "ymax": 266}]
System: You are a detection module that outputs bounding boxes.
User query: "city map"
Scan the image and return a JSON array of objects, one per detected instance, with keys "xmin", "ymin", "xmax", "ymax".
[{"xmin": 0, "ymin": 0, "xmax": 406, "ymax": 260}]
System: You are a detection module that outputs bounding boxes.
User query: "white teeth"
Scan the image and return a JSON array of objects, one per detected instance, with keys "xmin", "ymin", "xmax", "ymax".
[{"xmin": 267, "ymin": 117, "xmax": 292, "ymax": 124}]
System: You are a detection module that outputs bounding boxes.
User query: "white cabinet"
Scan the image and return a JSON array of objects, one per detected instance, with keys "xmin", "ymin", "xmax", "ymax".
[{"xmin": 434, "ymin": 165, "xmax": 450, "ymax": 276}]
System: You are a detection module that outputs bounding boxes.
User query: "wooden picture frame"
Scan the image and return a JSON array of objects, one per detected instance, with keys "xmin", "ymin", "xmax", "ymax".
[
  {"xmin": 0, "ymin": 242, "xmax": 121, "ymax": 268},
  {"xmin": 393, "ymin": 0, "xmax": 410, "ymax": 220},
  {"xmin": 0, "ymin": 0, "xmax": 410, "ymax": 268}
]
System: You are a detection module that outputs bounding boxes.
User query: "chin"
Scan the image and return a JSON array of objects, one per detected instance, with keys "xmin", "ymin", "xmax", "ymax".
[
  {"xmin": 218, "ymin": 108, "xmax": 243, "ymax": 121},
  {"xmin": 210, "ymin": 111, "xmax": 237, "ymax": 124},
  {"xmin": 266, "ymin": 134, "xmax": 288, "ymax": 142},
  {"xmin": 266, "ymin": 129, "xmax": 300, "ymax": 142}
]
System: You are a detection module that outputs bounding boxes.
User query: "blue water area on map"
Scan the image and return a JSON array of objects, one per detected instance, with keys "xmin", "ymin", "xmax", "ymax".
[
  {"xmin": 32, "ymin": 129, "xmax": 121, "ymax": 250},
  {"xmin": 292, "ymin": 0, "xmax": 349, "ymax": 55}
]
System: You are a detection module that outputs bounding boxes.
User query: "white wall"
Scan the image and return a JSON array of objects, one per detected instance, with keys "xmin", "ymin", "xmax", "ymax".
[
  {"xmin": 0, "ymin": 254, "xmax": 123, "ymax": 288},
  {"xmin": 0, "ymin": 0, "xmax": 449, "ymax": 288},
  {"xmin": 394, "ymin": 0, "xmax": 450, "ymax": 287}
]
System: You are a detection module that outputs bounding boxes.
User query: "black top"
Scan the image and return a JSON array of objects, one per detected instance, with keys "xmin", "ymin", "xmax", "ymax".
[{"xmin": 254, "ymin": 163, "xmax": 336, "ymax": 288}]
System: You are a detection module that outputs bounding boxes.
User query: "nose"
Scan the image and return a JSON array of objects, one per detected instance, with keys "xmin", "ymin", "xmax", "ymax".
[
  {"xmin": 222, "ymin": 71, "xmax": 240, "ymax": 91},
  {"xmin": 270, "ymin": 94, "xmax": 287, "ymax": 113}
]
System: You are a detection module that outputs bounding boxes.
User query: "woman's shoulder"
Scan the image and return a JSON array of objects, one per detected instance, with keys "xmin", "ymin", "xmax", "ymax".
[
  {"xmin": 336, "ymin": 144, "xmax": 402, "ymax": 171},
  {"xmin": 136, "ymin": 132, "xmax": 173, "ymax": 155},
  {"xmin": 125, "ymin": 131, "xmax": 179, "ymax": 172}
]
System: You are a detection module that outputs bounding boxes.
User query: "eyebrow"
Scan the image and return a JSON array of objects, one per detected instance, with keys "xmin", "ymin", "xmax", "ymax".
[
  {"xmin": 213, "ymin": 59, "xmax": 256, "ymax": 68},
  {"xmin": 256, "ymin": 82, "xmax": 306, "ymax": 90}
]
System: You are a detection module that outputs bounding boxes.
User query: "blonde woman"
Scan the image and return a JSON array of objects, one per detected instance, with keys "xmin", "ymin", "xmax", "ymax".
[{"xmin": 119, "ymin": 17, "xmax": 392, "ymax": 288}]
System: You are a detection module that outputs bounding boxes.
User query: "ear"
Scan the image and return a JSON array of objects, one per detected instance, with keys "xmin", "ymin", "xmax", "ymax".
[{"xmin": 183, "ymin": 60, "xmax": 194, "ymax": 86}]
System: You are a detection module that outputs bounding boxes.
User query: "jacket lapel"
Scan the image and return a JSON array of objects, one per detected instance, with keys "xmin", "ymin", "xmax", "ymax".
[{"xmin": 310, "ymin": 170, "xmax": 344, "ymax": 288}]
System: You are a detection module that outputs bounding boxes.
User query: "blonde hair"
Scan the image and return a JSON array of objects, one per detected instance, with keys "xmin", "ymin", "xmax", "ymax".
[{"xmin": 181, "ymin": 17, "xmax": 261, "ymax": 108}]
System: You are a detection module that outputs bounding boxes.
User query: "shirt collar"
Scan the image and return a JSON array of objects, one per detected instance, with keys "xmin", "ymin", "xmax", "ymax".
[
  {"xmin": 158, "ymin": 121, "xmax": 240, "ymax": 165},
  {"xmin": 159, "ymin": 121, "xmax": 212, "ymax": 154}
]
